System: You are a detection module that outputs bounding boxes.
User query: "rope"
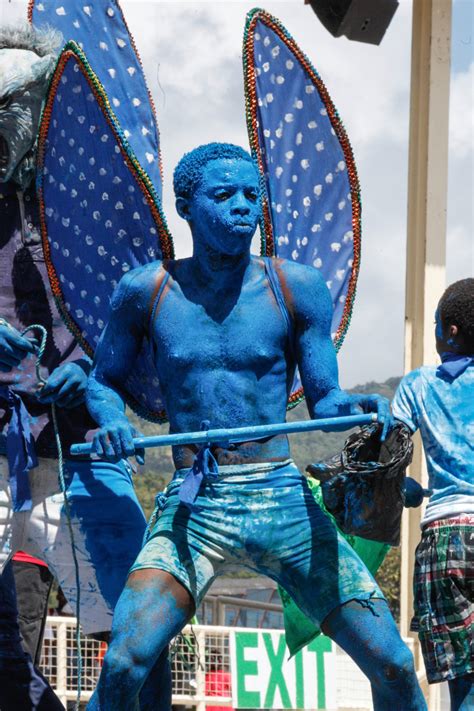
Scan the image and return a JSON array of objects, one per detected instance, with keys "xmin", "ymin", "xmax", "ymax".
[{"xmin": 21, "ymin": 324, "xmax": 83, "ymax": 711}]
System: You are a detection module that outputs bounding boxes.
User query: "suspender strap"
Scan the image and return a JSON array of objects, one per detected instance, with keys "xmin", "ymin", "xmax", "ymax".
[
  {"xmin": 148, "ymin": 267, "xmax": 171, "ymax": 331},
  {"xmin": 148, "ymin": 259, "xmax": 294, "ymax": 349},
  {"xmin": 263, "ymin": 257, "xmax": 295, "ymax": 355}
]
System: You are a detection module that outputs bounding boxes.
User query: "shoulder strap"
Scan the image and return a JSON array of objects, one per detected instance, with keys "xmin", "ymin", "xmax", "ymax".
[
  {"xmin": 263, "ymin": 257, "xmax": 295, "ymax": 355},
  {"xmin": 148, "ymin": 264, "xmax": 171, "ymax": 330}
]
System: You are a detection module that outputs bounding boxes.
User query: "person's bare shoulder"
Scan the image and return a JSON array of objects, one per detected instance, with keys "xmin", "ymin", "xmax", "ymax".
[
  {"xmin": 272, "ymin": 257, "xmax": 332, "ymax": 323},
  {"xmin": 110, "ymin": 260, "xmax": 166, "ymax": 326}
]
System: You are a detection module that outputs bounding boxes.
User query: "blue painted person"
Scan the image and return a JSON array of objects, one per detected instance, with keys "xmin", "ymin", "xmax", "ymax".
[
  {"xmin": 393, "ymin": 279, "xmax": 474, "ymax": 711},
  {"xmin": 86, "ymin": 143, "xmax": 426, "ymax": 711}
]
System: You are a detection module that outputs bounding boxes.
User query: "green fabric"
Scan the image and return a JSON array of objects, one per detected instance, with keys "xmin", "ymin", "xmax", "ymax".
[{"xmin": 280, "ymin": 478, "xmax": 389, "ymax": 655}]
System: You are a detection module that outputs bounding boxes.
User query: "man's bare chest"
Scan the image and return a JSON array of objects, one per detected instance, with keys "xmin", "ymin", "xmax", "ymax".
[{"xmin": 151, "ymin": 283, "xmax": 288, "ymax": 373}]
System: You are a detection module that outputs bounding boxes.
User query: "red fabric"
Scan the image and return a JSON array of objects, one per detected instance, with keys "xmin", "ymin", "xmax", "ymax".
[
  {"xmin": 12, "ymin": 551, "xmax": 48, "ymax": 567},
  {"xmin": 205, "ymin": 671, "xmax": 233, "ymax": 711}
]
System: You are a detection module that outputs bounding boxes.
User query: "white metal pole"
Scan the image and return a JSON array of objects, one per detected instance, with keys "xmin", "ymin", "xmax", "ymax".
[{"xmin": 400, "ymin": 0, "xmax": 452, "ymax": 671}]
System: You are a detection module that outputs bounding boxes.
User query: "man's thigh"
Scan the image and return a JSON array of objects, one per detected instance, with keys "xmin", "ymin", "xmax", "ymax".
[
  {"xmin": 110, "ymin": 569, "xmax": 195, "ymax": 661},
  {"xmin": 263, "ymin": 473, "xmax": 384, "ymax": 629}
]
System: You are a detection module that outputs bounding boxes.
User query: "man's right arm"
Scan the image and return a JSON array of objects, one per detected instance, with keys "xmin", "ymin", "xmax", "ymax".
[{"xmin": 87, "ymin": 269, "xmax": 150, "ymax": 461}]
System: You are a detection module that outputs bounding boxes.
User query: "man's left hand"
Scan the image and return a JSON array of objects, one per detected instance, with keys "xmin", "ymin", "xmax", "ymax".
[
  {"xmin": 37, "ymin": 362, "xmax": 90, "ymax": 409},
  {"xmin": 350, "ymin": 393, "xmax": 393, "ymax": 441}
]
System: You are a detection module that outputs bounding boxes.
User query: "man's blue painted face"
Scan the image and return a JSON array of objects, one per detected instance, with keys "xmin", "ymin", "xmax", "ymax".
[{"xmin": 185, "ymin": 158, "xmax": 260, "ymax": 256}]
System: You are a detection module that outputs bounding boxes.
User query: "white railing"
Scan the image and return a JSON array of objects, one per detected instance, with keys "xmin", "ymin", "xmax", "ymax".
[
  {"xmin": 40, "ymin": 617, "xmax": 418, "ymax": 710},
  {"xmin": 41, "ymin": 618, "xmax": 235, "ymax": 709}
]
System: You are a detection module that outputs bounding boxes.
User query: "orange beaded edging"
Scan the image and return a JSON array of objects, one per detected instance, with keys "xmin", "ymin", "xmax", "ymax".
[
  {"xmin": 243, "ymin": 8, "xmax": 362, "ymax": 409},
  {"xmin": 37, "ymin": 42, "xmax": 171, "ymax": 422}
]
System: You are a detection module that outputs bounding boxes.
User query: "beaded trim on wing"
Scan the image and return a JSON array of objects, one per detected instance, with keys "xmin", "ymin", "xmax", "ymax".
[
  {"xmin": 36, "ymin": 42, "xmax": 172, "ymax": 422},
  {"xmin": 27, "ymin": 0, "xmax": 165, "ymax": 184},
  {"xmin": 243, "ymin": 7, "xmax": 362, "ymax": 349},
  {"xmin": 243, "ymin": 8, "xmax": 362, "ymax": 408}
]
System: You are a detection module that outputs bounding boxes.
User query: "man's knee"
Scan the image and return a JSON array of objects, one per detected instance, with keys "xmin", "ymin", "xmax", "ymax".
[
  {"xmin": 376, "ymin": 644, "xmax": 416, "ymax": 686},
  {"xmin": 102, "ymin": 646, "xmax": 148, "ymax": 687}
]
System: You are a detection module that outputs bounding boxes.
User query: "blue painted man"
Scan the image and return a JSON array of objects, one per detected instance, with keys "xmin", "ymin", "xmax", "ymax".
[
  {"xmin": 87, "ymin": 143, "xmax": 426, "ymax": 711},
  {"xmin": 393, "ymin": 278, "xmax": 474, "ymax": 711}
]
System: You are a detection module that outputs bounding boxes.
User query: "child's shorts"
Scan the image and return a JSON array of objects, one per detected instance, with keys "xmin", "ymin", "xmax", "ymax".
[{"xmin": 411, "ymin": 515, "xmax": 474, "ymax": 682}]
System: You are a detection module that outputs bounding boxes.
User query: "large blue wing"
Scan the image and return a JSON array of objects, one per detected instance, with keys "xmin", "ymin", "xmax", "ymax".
[
  {"xmin": 37, "ymin": 42, "xmax": 172, "ymax": 421},
  {"xmin": 29, "ymin": 0, "xmax": 163, "ymax": 199},
  {"xmin": 243, "ymin": 9, "xmax": 361, "ymax": 407}
]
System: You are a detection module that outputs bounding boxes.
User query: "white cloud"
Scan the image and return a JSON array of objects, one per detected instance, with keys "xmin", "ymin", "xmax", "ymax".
[{"xmin": 449, "ymin": 62, "xmax": 474, "ymax": 158}]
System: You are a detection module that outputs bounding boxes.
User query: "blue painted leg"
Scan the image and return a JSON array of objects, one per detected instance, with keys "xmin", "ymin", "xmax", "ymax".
[
  {"xmin": 321, "ymin": 599, "xmax": 427, "ymax": 710},
  {"xmin": 138, "ymin": 647, "xmax": 172, "ymax": 711},
  {"xmin": 448, "ymin": 674, "xmax": 474, "ymax": 711},
  {"xmin": 87, "ymin": 570, "xmax": 194, "ymax": 711}
]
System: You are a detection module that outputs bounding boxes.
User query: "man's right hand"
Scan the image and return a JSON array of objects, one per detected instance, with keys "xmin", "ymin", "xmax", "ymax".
[
  {"xmin": 91, "ymin": 418, "xmax": 145, "ymax": 465},
  {"xmin": 0, "ymin": 324, "xmax": 37, "ymax": 373}
]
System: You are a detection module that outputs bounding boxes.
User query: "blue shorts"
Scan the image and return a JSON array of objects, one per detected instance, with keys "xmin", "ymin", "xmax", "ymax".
[
  {"xmin": 131, "ymin": 460, "xmax": 384, "ymax": 627},
  {"xmin": 0, "ymin": 456, "xmax": 146, "ymax": 634}
]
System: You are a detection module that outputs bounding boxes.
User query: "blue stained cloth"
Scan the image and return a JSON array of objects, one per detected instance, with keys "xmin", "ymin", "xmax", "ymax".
[
  {"xmin": 392, "ymin": 365, "xmax": 474, "ymax": 525},
  {"xmin": 179, "ymin": 444, "xmax": 219, "ymax": 510},
  {"xmin": 438, "ymin": 353, "xmax": 474, "ymax": 380},
  {"xmin": 38, "ymin": 48, "xmax": 169, "ymax": 422},
  {"xmin": 30, "ymin": 0, "xmax": 163, "ymax": 198},
  {"xmin": 0, "ymin": 387, "xmax": 37, "ymax": 512},
  {"xmin": 179, "ymin": 422, "xmax": 220, "ymax": 509},
  {"xmin": 132, "ymin": 460, "xmax": 384, "ymax": 626}
]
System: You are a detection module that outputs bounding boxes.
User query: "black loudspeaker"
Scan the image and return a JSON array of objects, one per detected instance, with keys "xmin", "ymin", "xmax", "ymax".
[{"xmin": 306, "ymin": 0, "xmax": 399, "ymax": 45}]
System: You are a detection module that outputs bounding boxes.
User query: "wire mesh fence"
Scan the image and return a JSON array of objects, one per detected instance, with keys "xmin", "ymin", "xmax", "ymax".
[{"xmin": 40, "ymin": 618, "xmax": 234, "ymax": 709}]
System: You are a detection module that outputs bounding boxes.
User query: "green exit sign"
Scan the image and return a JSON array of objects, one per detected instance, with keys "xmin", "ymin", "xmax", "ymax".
[{"xmin": 230, "ymin": 630, "xmax": 337, "ymax": 709}]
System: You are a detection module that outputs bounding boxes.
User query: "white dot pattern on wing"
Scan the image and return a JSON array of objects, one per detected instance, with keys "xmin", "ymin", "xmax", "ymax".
[
  {"xmin": 252, "ymin": 19, "xmax": 357, "ymax": 340},
  {"xmin": 41, "ymin": 55, "xmax": 167, "ymax": 417},
  {"xmin": 31, "ymin": 0, "xmax": 163, "ymax": 199}
]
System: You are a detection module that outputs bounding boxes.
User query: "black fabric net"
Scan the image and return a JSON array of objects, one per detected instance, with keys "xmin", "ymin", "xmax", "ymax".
[{"xmin": 306, "ymin": 423, "xmax": 413, "ymax": 545}]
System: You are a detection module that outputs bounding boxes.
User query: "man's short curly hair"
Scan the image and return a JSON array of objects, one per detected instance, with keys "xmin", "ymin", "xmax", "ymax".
[
  {"xmin": 438, "ymin": 278, "xmax": 474, "ymax": 351},
  {"xmin": 173, "ymin": 142, "xmax": 254, "ymax": 199}
]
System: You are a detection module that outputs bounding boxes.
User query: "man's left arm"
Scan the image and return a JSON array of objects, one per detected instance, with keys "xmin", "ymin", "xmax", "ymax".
[{"xmin": 283, "ymin": 261, "xmax": 392, "ymax": 439}]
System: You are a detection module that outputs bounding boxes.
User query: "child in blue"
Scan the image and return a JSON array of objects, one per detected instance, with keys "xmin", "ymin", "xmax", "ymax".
[{"xmin": 392, "ymin": 278, "xmax": 474, "ymax": 711}]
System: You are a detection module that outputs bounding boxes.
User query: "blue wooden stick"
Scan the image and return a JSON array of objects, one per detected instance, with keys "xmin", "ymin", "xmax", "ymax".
[{"xmin": 70, "ymin": 413, "xmax": 378, "ymax": 456}]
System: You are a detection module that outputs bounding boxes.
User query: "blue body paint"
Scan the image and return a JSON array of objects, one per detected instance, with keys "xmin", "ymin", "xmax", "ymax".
[{"xmin": 86, "ymin": 145, "xmax": 421, "ymax": 710}]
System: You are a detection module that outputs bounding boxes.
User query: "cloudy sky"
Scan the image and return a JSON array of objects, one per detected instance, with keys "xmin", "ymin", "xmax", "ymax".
[{"xmin": 2, "ymin": 0, "xmax": 473, "ymax": 388}]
